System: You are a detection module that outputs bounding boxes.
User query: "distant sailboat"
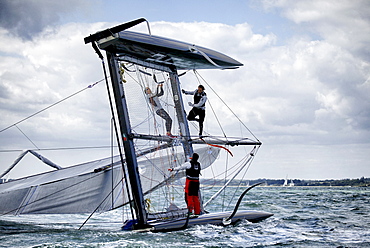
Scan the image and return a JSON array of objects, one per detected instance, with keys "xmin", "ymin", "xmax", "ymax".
[
  {"xmin": 289, "ymin": 179, "xmax": 295, "ymax": 187},
  {"xmin": 283, "ymin": 175, "xmax": 288, "ymax": 186}
]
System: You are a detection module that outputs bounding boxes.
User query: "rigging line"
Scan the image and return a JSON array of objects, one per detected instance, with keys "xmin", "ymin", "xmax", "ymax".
[
  {"xmin": 131, "ymin": 115, "xmax": 153, "ymax": 130},
  {"xmin": 199, "ymin": 137, "xmax": 233, "ymax": 157},
  {"xmin": 139, "ymin": 68, "xmax": 152, "ymax": 76},
  {"xmin": 14, "ymin": 125, "xmax": 39, "ymax": 150},
  {"xmin": 225, "ymin": 146, "xmax": 259, "ymax": 210},
  {"xmin": 16, "ymin": 185, "xmax": 37, "ymax": 215},
  {"xmin": 159, "ymin": 77, "xmax": 175, "ymax": 108},
  {"xmin": 203, "ymin": 151, "xmax": 253, "ymax": 208},
  {"xmin": 146, "ymin": 67, "xmax": 169, "ymax": 135},
  {"xmin": 0, "ymin": 145, "xmax": 119, "ymax": 153},
  {"xmin": 79, "ymin": 175, "xmax": 126, "ymax": 230},
  {"xmin": 121, "ymin": 62, "xmax": 136, "ymax": 72},
  {"xmin": 134, "ymin": 146, "xmax": 157, "ymax": 190},
  {"xmin": 111, "ymin": 118, "xmax": 114, "ymax": 209},
  {"xmin": 239, "ymin": 145, "xmax": 259, "ymax": 178},
  {"xmin": 101, "ymin": 54, "xmax": 135, "ymax": 221},
  {"xmin": 202, "ymin": 151, "xmax": 247, "ymax": 191},
  {"xmin": 193, "ymin": 69, "xmax": 226, "ymax": 137},
  {"xmin": 137, "ymin": 68, "xmax": 157, "ymax": 126},
  {"xmin": 0, "ymin": 79, "xmax": 104, "ymax": 134},
  {"xmin": 222, "ymin": 148, "xmax": 230, "ymax": 211},
  {"xmin": 194, "ymin": 70, "xmax": 260, "ymax": 142},
  {"xmin": 181, "ymin": 79, "xmax": 212, "ymax": 138},
  {"xmin": 140, "ymin": 72, "xmax": 157, "ymax": 117},
  {"xmin": 163, "ymin": 73, "xmax": 175, "ymax": 108},
  {"xmin": 207, "ymin": 98, "xmax": 227, "ymax": 138},
  {"xmin": 201, "ymin": 153, "xmax": 248, "ymax": 187},
  {"xmin": 137, "ymin": 66, "xmax": 159, "ymax": 135},
  {"xmin": 133, "ymin": 144, "xmax": 168, "ymax": 179},
  {"xmin": 125, "ymin": 65, "xmax": 142, "ymax": 86}
]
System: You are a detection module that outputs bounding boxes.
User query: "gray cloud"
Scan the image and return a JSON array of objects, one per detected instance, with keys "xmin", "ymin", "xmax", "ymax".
[
  {"xmin": 0, "ymin": 0, "xmax": 93, "ymax": 40},
  {"xmin": 0, "ymin": 3, "xmax": 369, "ymax": 179},
  {"xmin": 264, "ymin": 0, "xmax": 370, "ymax": 60}
]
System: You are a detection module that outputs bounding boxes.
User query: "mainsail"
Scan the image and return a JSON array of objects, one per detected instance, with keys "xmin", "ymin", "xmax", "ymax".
[{"xmin": 0, "ymin": 146, "xmax": 219, "ymax": 215}]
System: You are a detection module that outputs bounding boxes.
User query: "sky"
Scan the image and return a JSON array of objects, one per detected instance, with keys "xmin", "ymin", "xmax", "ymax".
[{"xmin": 0, "ymin": 0, "xmax": 369, "ymax": 180}]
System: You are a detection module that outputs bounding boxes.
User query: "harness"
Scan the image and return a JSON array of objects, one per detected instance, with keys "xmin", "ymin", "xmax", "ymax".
[
  {"xmin": 186, "ymin": 161, "xmax": 201, "ymax": 180},
  {"xmin": 193, "ymin": 91, "xmax": 206, "ymax": 108}
]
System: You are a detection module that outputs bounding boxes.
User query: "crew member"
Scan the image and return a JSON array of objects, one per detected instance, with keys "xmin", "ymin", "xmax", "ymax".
[
  {"xmin": 169, "ymin": 153, "xmax": 202, "ymax": 215},
  {"xmin": 145, "ymin": 84, "xmax": 173, "ymax": 137},
  {"xmin": 182, "ymin": 85, "xmax": 207, "ymax": 136}
]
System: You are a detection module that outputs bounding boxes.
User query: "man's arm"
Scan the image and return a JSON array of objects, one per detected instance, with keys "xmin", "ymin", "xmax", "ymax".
[
  {"xmin": 156, "ymin": 85, "xmax": 164, "ymax": 97},
  {"xmin": 169, "ymin": 162, "xmax": 191, "ymax": 172},
  {"xmin": 182, "ymin": 89, "xmax": 196, "ymax": 95}
]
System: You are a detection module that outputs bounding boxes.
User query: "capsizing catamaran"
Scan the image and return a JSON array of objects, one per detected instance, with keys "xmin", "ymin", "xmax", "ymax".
[{"xmin": 0, "ymin": 18, "xmax": 273, "ymax": 232}]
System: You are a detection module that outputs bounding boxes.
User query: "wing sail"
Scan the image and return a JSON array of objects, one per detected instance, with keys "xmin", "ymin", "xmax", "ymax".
[{"xmin": 97, "ymin": 31, "xmax": 243, "ymax": 70}]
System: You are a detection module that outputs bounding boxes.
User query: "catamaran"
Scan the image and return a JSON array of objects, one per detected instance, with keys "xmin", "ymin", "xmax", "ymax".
[{"xmin": 0, "ymin": 18, "xmax": 273, "ymax": 232}]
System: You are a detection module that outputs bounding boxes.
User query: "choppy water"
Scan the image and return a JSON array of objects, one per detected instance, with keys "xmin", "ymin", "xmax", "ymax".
[{"xmin": 1, "ymin": 187, "xmax": 369, "ymax": 247}]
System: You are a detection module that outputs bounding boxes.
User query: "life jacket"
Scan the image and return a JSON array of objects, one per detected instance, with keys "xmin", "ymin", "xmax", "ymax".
[
  {"xmin": 186, "ymin": 160, "xmax": 201, "ymax": 180},
  {"xmin": 193, "ymin": 91, "xmax": 206, "ymax": 108}
]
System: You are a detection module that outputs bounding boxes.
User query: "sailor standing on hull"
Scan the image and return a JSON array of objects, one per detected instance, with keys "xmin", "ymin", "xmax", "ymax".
[
  {"xmin": 169, "ymin": 153, "xmax": 202, "ymax": 216},
  {"xmin": 182, "ymin": 85, "xmax": 207, "ymax": 136}
]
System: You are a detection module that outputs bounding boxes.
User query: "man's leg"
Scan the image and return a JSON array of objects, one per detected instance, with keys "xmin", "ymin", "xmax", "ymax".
[
  {"xmin": 187, "ymin": 195, "xmax": 194, "ymax": 213},
  {"xmin": 198, "ymin": 109, "xmax": 205, "ymax": 136},
  {"xmin": 187, "ymin": 108, "xmax": 198, "ymax": 121},
  {"xmin": 188, "ymin": 180, "xmax": 200, "ymax": 214},
  {"xmin": 156, "ymin": 109, "xmax": 172, "ymax": 134},
  {"xmin": 193, "ymin": 196, "xmax": 201, "ymax": 215}
]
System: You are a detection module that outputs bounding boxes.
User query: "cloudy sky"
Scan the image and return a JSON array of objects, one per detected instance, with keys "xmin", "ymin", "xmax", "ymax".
[{"xmin": 0, "ymin": 0, "xmax": 369, "ymax": 180}]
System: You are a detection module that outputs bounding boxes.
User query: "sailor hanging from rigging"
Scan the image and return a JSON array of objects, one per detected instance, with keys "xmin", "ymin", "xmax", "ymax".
[
  {"xmin": 169, "ymin": 153, "xmax": 202, "ymax": 216},
  {"xmin": 182, "ymin": 85, "xmax": 207, "ymax": 137},
  {"xmin": 144, "ymin": 78, "xmax": 173, "ymax": 137}
]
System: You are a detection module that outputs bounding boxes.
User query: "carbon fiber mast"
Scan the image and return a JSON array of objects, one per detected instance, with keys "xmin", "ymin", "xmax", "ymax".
[
  {"xmin": 169, "ymin": 68, "xmax": 193, "ymax": 159},
  {"xmin": 84, "ymin": 18, "xmax": 151, "ymax": 229},
  {"xmin": 106, "ymin": 52, "xmax": 148, "ymax": 229}
]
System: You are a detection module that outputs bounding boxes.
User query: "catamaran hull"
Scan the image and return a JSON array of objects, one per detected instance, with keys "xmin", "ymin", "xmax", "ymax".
[{"xmin": 134, "ymin": 210, "xmax": 273, "ymax": 232}]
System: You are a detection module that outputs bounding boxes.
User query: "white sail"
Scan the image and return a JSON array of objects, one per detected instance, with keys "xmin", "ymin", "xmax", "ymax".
[
  {"xmin": 0, "ymin": 156, "xmax": 124, "ymax": 214},
  {"xmin": 0, "ymin": 146, "xmax": 219, "ymax": 215},
  {"xmin": 283, "ymin": 175, "xmax": 288, "ymax": 186}
]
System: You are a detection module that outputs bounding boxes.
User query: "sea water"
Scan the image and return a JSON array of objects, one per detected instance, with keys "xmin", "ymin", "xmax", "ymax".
[{"xmin": 1, "ymin": 187, "xmax": 369, "ymax": 247}]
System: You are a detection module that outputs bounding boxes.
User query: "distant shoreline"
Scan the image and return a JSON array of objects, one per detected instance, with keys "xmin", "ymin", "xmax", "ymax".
[
  {"xmin": 199, "ymin": 177, "xmax": 370, "ymax": 187},
  {"xmin": 2, "ymin": 177, "xmax": 369, "ymax": 187}
]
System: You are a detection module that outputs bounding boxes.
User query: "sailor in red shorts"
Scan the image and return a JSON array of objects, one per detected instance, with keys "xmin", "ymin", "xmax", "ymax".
[{"xmin": 169, "ymin": 153, "xmax": 201, "ymax": 215}]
